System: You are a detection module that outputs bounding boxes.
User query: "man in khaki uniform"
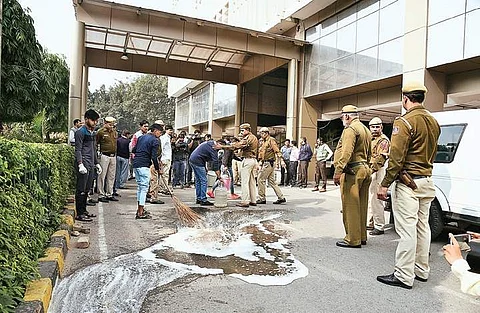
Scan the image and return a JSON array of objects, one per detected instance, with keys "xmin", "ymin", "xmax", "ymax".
[
  {"xmin": 226, "ymin": 123, "xmax": 258, "ymax": 208},
  {"xmin": 333, "ymin": 105, "xmax": 372, "ymax": 248},
  {"xmin": 256, "ymin": 127, "xmax": 286, "ymax": 205},
  {"xmin": 377, "ymin": 82, "xmax": 440, "ymax": 289},
  {"xmin": 367, "ymin": 117, "xmax": 390, "ymax": 235},
  {"xmin": 96, "ymin": 116, "xmax": 118, "ymax": 202}
]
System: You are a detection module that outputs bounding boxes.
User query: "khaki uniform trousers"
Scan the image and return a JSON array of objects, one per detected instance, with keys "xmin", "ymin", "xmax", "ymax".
[
  {"xmin": 240, "ymin": 158, "xmax": 257, "ymax": 204},
  {"xmin": 340, "ymin": 164, "xmax": 371, "ymax": 246},
  {"xmin": 392, "ymin": 178, "xmax": 435, "ymax": 286},
  {"xmin": 158, "ymin": 160, "xmax": 171, "ymax": 193},
  {"xmin": 367, "ymin": 166, "xmax": 386, "ymax": 231},
  {"xmin": 232, "ymin": 159, "xmax": 242, "ymax": 184},
  {"xmin": 148, "ymin": 165, "xmax": 160, "ymax": 200},
  {"xmin": 257, "ymin": 162, "xmax": 284, "ymax": 201},
  {"xmin": 98, "ymin": 154, "xmax": 116, "ymax": 197}
]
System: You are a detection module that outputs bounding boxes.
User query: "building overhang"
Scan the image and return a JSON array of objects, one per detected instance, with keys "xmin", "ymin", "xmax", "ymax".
[{"xmin": 73, "ymin": 0, "xmax": 309, "ymax": 84}]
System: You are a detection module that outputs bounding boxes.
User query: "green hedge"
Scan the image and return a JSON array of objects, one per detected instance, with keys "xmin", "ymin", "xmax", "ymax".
[{"xmin": 0, "ymin": 138, "xmax": 75, "ymax": 312}]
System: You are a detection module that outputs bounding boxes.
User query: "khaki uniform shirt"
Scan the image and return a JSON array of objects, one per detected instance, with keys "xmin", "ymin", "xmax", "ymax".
[
  {"xmin": 334, "ymin": 118, "xmax": 372, "ymax": 176},
  {"xmin": 258, "ymin": 135, "xmax": 282, "ymax": 162},
  {"xmin": 96, "ymin": 127, "xmax": 117, "ymax": 154},
  {"xmin": 231, "ymin": 132, "xmax": 258, "ymax": 158},
  {"xmin": 370, "ymin": 134, "xmax": 390, "ymax": 172},
  {"xmin": 381, "ymin": 105, "xmax": 440, "ymax": 187}
]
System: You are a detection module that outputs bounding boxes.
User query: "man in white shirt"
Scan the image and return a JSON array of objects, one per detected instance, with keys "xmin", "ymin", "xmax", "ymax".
[
  {"xmin": 312, "ymin": 137, "xmax": 333, "ymax": 192},
  {"xmin": 158, "ymin": 124, "xmax": 174, "ymax": 194},
  {"xmin": 68, "ymin": 118, "xmax": 83, "ymax": 146},
  {"xmin": 288, "ymin": 140, "xmax": 299, "ymax": 187}
]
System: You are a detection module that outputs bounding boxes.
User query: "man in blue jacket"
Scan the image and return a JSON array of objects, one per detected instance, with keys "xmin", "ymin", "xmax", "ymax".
[
  {"xmin": 189, "ymin": 139, "xmax": 222, "ymax": 206},
  {"xmin": 132, "ymin": 123, "xmax": 163, "ymax": 219}
]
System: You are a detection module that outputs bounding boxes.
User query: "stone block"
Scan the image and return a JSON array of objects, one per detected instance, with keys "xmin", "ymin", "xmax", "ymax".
[
  {"xmin": 76, "ymin": 236, "xmax": 90, "ymax": 249},
  {"xmin": 38, "ymin": 261, "xmax": 59, "ymax": 287},
  {"xmin": 23, "ymin": 278, "xmax": 52, "ymax": 313},
  {"xmin": 49, "ymin": 236, "xmax": 68, "ymax": 257},
  {"xmin": 38, "ymin": 247, "xmax": 64, "ymax": 276},
  {"xmin": 15, "ymin": 300, "xmax": 44, "ymax": 313}
]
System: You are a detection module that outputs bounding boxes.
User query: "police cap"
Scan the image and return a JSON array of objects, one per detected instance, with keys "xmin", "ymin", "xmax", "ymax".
[
  {"xmin": 154, "ymin": 119, "xmax": 165, "ymax": 125},
  {"xmin": 239, "ymin": 123, "xmax": 251, "ymax": 130},
  {"xmin": 259, "ymin": 127, "xmax": 269, "ymax": 133},
  {"xmin": 402, "ymin": 81, "xmax": 428, "ymax": 93},
  {"xmin": 369, "ymin": 117, "xmax": 383, "ymax": 126},
  {"xmin": 105, "ymin": 116, "xmax": 116, "ymax": 123},
  {"xmin": 341, "ymin": 105, "xmax": 358, "ymax": 113}
]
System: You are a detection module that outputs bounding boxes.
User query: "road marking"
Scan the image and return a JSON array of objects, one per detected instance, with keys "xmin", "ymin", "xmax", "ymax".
[{"xmin": 97, "ymin": 202, "xmax": 108, "ymax": 261}]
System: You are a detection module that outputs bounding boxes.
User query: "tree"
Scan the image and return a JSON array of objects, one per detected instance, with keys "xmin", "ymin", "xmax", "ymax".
[{"xmin": 0, "ymin": 0, "xmax": 44, "ymax": 128}]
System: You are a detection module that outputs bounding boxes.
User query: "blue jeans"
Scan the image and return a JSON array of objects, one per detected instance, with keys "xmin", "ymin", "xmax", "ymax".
[
  {"xmin": 172, "ymin": 159, "xmax": 186, "ymax": 187},
  {"xmin": 190, "ymin": 163, "xmax": 207, "ymax": 201},
  {"xmin": 114, "ymin": 156, "xmax": 129, "ymax": 191},
  {"xmin": 134, "ymin": 167, "xmax": 150, "ymax": 206}
]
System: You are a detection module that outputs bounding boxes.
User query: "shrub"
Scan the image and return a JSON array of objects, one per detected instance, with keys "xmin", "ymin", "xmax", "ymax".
[{"xmin": 0, "ymin": 138, "xmax": 75, "ymax": 312}]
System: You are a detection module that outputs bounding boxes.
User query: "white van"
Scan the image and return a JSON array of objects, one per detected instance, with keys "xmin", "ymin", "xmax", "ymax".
[{"xmin": 422, "ymin": 109, "xmax": 480, "ymax": 238}]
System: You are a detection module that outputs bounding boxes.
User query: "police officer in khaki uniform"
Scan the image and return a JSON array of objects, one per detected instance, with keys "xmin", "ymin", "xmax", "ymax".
[
  {"xmin": 96, "ymin": 116, "xmax": 118, "ymax": 202},
  {"xmin": 257, "ymin": 127, "xmax": 286, "ymax": 204},
  {"xmin": 377, "ymin": 82, "xmax": 440, "ymax": 289},
  {"xmin": 224, "ymin": 123, "xmax": 259, "ymax": 208},
  {"xmin": 333, "ymin": 105, "xmax": 372, "ymax": 248},
  {"xmin": 367, "ymin": 117, "xmax": 390, "ymax": 235}
]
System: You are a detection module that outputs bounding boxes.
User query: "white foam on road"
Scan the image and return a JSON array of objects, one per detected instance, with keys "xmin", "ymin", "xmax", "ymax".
[{"xmin": 97, "ymin": 202, "xmax": 108, "ymax": 261}]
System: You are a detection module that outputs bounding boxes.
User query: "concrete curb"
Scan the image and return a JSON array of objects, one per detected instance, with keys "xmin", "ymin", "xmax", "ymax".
[{"xmin": 15, "ymin": 197, "xmax": 74, "ymax": 313}]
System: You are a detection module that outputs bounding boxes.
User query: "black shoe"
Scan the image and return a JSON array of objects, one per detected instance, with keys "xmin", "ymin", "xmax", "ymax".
[
  {"xmin": 199, "ymin": 200, "xmax": 214, "ymax": 206},
  {"xmin": 336, "ymin": 240, "xmax": 361, "ymax": 248},
  {"xmin": 98, "ymin": 197, "xmax": 109, "ymax": 203},
  {"xmin": 135, "ymin": 213, "xmax": 152, "ymax": 219},
  {"xmin": 249, "ymin": 202, "xmax": 257, "ymax": 206},
  {"xmin": 370, "ymin": 229, "xmax": 384, "ymax": 235},
  {"xmin": 256, "ymin": 200, "xmax": 266, "ymax": 204},
  {"xmin": 361, "ymin": 240, "xmax": 367, "ymax": 245},
  {"xmin": 366, "ymin": 225, "xmax": 374, "ymax": 231},
  {"xmin": 128, "ymin": 176, "xmax": 135, "ymax": 181},
  {"xmin": 196, "ymin": 200, "xmax": 201, "ymax": 204},
  {"xmin": 273, "ymin": 198, "xmax": 286, "ymax": 204},
  {"xmin": 76, "ymin": 214, "xmax": 93, "ymax": 222},
  {"xmin": 415, "ymin": 275, "xmax": 428, "ymax": 282},
  {"xmin": 149, "ymin": 199, "xmax": 165, "ymax": 204},
  {"xmin": 377, "ymin": 273, "xmax": 412, "ymax": 289},
  {"xmin": 85, "ymin": 211, "xmax": 96, "ymax": 218},
  {"xmin": 86, "ymin": 201, "xmax": 96, "ymax": 206},
  {"xmin": 108, "ymin": 197, "xmax": 119, "ymax": 201},
  {"xmin": 146, "ymin": 194, "xmax": 152, "ymax": 199},
  {"xmin": 88, "ymin": 198, "xmax": 98, "ymax": 204},
  {"xmin": 112, "ymin": 192, "xmax": 121, "ymax": 197},
  {"xmin": 279, "ymin": 183, "xmax": 284, "ymax": 186}
]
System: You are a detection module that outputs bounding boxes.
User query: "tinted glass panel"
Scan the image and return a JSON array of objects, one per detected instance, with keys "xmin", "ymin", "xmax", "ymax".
[
  {"xmin": 358, "ymin": 0, "xmax": 380, "ymax": 19},
  {"xmin": 319, "ymin": 32, "xmax": 338, "ymax": 63},
  {"xmin": 320, "ymin": 16, "xmax": 337, "ymax": 36},
  {"xmin": 379, "ymin": 0, "xmax": 404, "ymax": 43},
  {"xmin": 465, "ymin": 9, "xmax": 480, "ymax": 58},
  {"xmin": 378, "ymin": 38, "xmax": 403, "ymax": 78},
  {"xmin": 356, "ymin": 12, "xmax": 379, "ymax": 52},
  {"xmin": 467, "ymin": 0, "xmax": 480, "ymax": 11},
  {"xmin": 427, "ymin": 16, "xmax": 465, "ymax": 67},
  {"xmin": 357, "ymin": 47, "xmax": 378, "ymax": 84},
  {"xmin": 435, "ymin": 124, "xmax": 466, "ymax": 163},
  {"xmin": 306, "ymin": 25, "xmax": 320, "ymax": 42},
  {"xmin": 337, "ymin": 23, "xmax": 356, "ymax": 57},
  {"xmin": 429, "ymin": 0, "xmax": 465, "ymax": 25}
]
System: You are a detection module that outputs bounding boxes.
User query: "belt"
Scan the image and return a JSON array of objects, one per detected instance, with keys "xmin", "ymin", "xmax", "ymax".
[
  {"xmin": 348, "ymin": 161, "xmax": 367, "ymax": 167},
  {"xmin": 102, "ymin": 153, "xmax": 116, "ymax": 157},
  {"xmin": 412, "ymin": 175, "xmax": 429, "ymax": 179}
]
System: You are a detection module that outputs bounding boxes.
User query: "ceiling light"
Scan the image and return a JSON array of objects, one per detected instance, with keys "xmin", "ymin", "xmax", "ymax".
[
  {"xmin": 205, "ymin": 66, "xmax": 213, "ymax": 72},
  {"xmin": 121, "ymin": 52, "xmax": 129, "ymax": 61}
]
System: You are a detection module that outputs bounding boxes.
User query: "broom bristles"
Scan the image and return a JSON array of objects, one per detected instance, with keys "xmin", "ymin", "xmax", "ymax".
[{"xmin": 172, "ymin": 194, "xmax": 202, "ymax": 227}]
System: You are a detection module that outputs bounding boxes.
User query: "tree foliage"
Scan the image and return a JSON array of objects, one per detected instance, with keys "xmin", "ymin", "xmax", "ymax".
[
  {"xmin": 0, "ymin": 0, "xmax": 44, "ymax": 125},
  {"xmin": 88, "ymin": 75, "xmax": 175, "ymax": 133}
]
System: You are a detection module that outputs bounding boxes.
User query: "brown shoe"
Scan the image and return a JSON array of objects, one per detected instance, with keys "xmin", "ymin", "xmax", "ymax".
[
  {"xmin": 319, "ymin": 188, "xmax": 326, "ymax": 192},
  {"xmin": 236, "ymin": 203, "xmax": 250, "ymax": 208}
]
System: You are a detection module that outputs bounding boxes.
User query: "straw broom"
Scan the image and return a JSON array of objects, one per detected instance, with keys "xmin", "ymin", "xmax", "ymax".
[{"xmin": 160, "ymin": 175, "xmax": 202, "ymax": 227}]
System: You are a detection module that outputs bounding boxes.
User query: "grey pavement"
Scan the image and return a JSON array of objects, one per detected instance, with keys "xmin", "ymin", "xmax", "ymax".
[{"xmin": 54, "ymin": 181, "xmax": 480, "ymax": 313}]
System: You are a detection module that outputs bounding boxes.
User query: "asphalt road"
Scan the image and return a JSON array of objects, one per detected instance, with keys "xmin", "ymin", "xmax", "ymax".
[{"xmin": 53, "ymin": 181, "xmax": 480, "ymax": 313}]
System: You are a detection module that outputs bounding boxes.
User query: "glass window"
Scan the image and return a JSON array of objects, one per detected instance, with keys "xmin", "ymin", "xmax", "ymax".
[
  {"xmin": 356, "ymin": 12, "xmax": 379, "ymax": 52},
  {"xmin": 427, "ymin": 16, "xmax": 465, "ymax": 67},
  {"xmin": 465, "ymin": 9, "xmax": 480, "ymax": 59},
  {"xmin": 318, "ymin": 32, "xmax": 338, "ymax": 64},
  {"xmin": 467, "ymin": 0, "xmax": 480, "ymax": 11},
  {"xmin": 191, "ymin": 86, "xmax": 210, "ymax": 124},
  {"xmin": 435, "ymin": 124, "xmax": 466, "ymax": 163},
  {"xmin": 337, "ymin": 23, "xmax": 356, "ymax": 57},
  {"xmin": 428, "ymin": 0, "xmax": 466, "ymax": 25},
  {"xmin": 378, "ymin": 37, "xmax": 403, "ymax": 78},
  {"xmin": 175, "ymin": 97, "xmax": 190, "ymax": 128},
  {"xmin": 306, "ymin": 25, "xmax": 320, "ymax": 42},
  {"xmin": 335, "ymin": 54, "xmax": 356, "ymax": 88},
  {"xmin": 379, "ymin": 0, "xmax": 404, "ymax": 43},
  {"xmin": 356, "ymin": 47, "xmax": 378, "ymax": 84},
  {"xmin": 337, "ymin": 5, "xmax": 357, "ymax": 28},
  {"xmin": 358, "ymin": 0, "xmax": 380, "ymax": 19},
  {"xmin": 320, "ymin": 16, "xmax": 337, "ymax": 36},
  {"xmin": 380, "ymin": 0, "xmax": 397, "ymax": 8},
  {"xmin": 317, "ymin": 64, "xmax": 336, "ymax": 93},
  {"xmin": 213, "ymin": 83, "xmax": 236, "ymax": 119},
  {"xmin": 307, "ymin": 63, "xmax": 320, "ymax": 96}
]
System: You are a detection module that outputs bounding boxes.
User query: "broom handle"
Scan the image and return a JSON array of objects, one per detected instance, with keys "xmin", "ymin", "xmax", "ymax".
[{"xmin": 159, "ymin": 172, "xmax": 174, "ymax": 196}]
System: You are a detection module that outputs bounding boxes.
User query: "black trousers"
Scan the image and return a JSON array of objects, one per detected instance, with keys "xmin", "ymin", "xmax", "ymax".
[
  {"xmin": 280, "ymin": 160, "xmax": 290, "ymax": 185},
  {"xmin": 288, "ymin": 161, "xmax": 298, "ymax": 186},
  {"xmin": 76, "ymin": 166, "xmax": 95, "ymax": 216}
]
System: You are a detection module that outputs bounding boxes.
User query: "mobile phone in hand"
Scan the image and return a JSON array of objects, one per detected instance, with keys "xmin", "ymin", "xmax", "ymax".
[{"xmin": 450, "ymin": 234, "xmax": 472, "ymax": 245}]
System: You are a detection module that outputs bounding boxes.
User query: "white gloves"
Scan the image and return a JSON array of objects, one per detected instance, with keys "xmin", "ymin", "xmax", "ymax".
[
  {"xmin": 96, "ymin": 164, "xmax": 103, "ymax": 175},
  {"xmin": 78, "ymin": 163, "xmax": 87, "ymax": 174}
]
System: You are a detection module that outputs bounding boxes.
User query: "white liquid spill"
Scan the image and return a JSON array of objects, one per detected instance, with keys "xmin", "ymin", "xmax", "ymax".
[{"xmin": 49, "ymin": 212, "xmax": 308, "ymax": 313}]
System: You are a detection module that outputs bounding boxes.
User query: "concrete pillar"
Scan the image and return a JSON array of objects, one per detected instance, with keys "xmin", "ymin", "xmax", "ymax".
[
  {"xmin": 234, "ymin": 83, "xmax": 242, "ymax": 136},
  {"xmin": 208, "ymin": 82, "xmax": 215, "ymax": 134},
  {"xmin": 298, "ymin": 98, "xmax": 317, "ymax": 182},
  {"xmin": 402, "ymin": 0, "xmax": 445, "ymax": 112},
  {"xmin": 68, "ymin": 22, "xmax": 85, "ymax": 127},
  {"xmin": 188, "ymin": 92, "xmax": 194, "ymax": 133},
  {"xmin": 286, "ymin": 58, "xmax": 298, "ymax": 141},
  {"xmin": 81, "ymin": 65, "xmax": 89, "ymax": 114}
]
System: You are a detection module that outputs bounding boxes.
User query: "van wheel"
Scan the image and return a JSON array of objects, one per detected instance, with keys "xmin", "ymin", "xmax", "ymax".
[{"xmin": 429, "ymin": 200, "xmax": 443, "ymax": 239}]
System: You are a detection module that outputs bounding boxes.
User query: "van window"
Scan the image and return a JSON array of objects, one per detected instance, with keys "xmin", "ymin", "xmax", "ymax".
[{"xmin": 434, "ymin": 124, "xmax": 466, "ymax": 163}]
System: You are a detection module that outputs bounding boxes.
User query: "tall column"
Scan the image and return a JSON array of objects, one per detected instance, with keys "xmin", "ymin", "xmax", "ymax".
[
  {"xmin": 207, "ymin": 82, "xmax": 215, "ymax": 134},
  {"xmin": 188, "ymin": 92, "xmax": 194, "ymax": 133},
  {"xmin": 234, "ymin": 83, "xmax": 242, "ymax": 136},
  {"xmin": 286, "ymin": 58, "xmax": 298, "ymax": 141},
  {"xmin": 402, "ymin": 0, "xmax": 445, "ymax": 112},
  {"xmin": 81, "ymin": 65, "xmax": 89, "ymax": 114},
  {"xmin": 68, "ymin": 21, "xmax": 85, "ymax": 127}
]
